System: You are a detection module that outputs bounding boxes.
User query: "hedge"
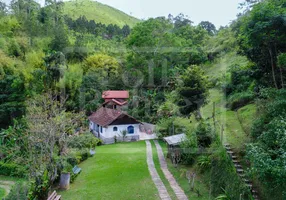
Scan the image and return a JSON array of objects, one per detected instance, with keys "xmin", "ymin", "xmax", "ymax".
[{"xmin": 0, "ymin": 162, "xmax": 27, "ymax": 178}]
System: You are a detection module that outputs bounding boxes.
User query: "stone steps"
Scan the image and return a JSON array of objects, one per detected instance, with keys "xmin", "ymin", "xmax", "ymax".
[{"xmin": 224, "ymin": 143, "xmax": 260, "ymax": 200}]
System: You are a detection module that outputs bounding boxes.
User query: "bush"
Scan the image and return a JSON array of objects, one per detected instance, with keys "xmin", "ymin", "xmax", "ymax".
[
  {"xmin": 196, "ymin": 155, "xmax": 211, "ymax": 172},
  {"xmin": 195, "ymin": 121, "xmax": 215, "ymax": 148},
  {"xmin": 78, "ymin": 149, "xmax": 90, "ymax": 162},
  {"xmin": 67, "ymin": 132, "xmax": 100, "ymax": 149},
  {"xmin": 4, "ymin": 182, "xmax": 28, "ymax": 200},
  {"xmin": 0, "ymin": 162, "xmax": 27, "ymax": 177},
  {"xmin": 226, "ymin": 91, "xmax": 254, "ymax": 110}
]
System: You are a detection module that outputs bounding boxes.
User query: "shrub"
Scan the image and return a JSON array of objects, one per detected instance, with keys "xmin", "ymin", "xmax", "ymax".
[
  {"xmin": 195, "ymin": 121, "xmax": 215, "ymax": 148},
  {"xmin": 197, "ymin": 155, "xmax": 211, "ymax": 172},
  {"xmin": 67, "ymin": 132, "xmax": 100, "ymax": 149},
  {"xmin": 226, "ymin": 91, "xmax": 254, "ymax": 110},
  {"xmin": 0, "ymin": 162, "xmax": 27, "ymax": 177}
]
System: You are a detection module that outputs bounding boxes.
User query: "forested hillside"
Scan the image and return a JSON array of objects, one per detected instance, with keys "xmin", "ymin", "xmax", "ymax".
[{"xmin": 0, "ymin": 0, "xmax": 285, "ymax": 199}]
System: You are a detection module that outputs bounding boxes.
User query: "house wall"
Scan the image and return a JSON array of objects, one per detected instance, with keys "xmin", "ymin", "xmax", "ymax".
[{"xmin": 102, "ymin": 124, "xmax": 140, "ymax": 138}]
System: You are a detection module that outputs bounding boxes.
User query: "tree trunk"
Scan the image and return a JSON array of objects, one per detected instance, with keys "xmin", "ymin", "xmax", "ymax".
[
  {"xmin": 269, "ymin": 48, "xmax": 278, "ymax": 89},
  {"xmin": 275, "ymin": 44, "xmax": 284, "ymax": 88}
]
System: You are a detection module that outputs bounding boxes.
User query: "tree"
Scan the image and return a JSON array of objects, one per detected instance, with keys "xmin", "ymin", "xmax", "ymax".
[
  {"xmin": 176, "ymin": 65, "xmax": 209, "ymax": 117},
  {"xmin": 198, "ymin": 21, "xmax": 217, "ymax": 35},
  {"xmin": 26, "ymin": 93, "xmax": 83, "ymax": 199},
  {"xmin": 122, "ymin": 25, "xmax": 130, "ymax": 37},
  {"xmin": 44, "ymin": 51, "xmax": 67, "ymax": 89},
  {"xmin": 0, "ymin": 54, "xmax": 26, "ymax": 128},
  {"xmin": 0, "ymin": 1, "xmax": 7, "ymax": 16},
  {"xmin": 83, "ymin": 54, "xmax": 119, "ymax": 77},
  {"xmin": 50, "ymin": 24, "xmax": 70, "ymax": 52},
  {"xmin": 238, "ymin": 0, "xmax": 286, "ymax": 88}
]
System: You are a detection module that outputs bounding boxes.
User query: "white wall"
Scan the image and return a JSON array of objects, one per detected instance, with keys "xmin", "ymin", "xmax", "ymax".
[{"xmin": 102, "ymin": 124, "xmax": 140, "ymax": 138}]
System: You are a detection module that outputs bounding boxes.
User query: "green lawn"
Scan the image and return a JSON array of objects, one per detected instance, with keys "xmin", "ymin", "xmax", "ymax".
[
  {"xmin": 0, "ymin": 175, "xmax": 25, "ymax": 199},
  {"xmin": 0, "ymin": 187, "xmax": 5, "ymax": 199},
  {"xmin": 59, "ymin": 141, "xmax": 159, "ymax": 200}
]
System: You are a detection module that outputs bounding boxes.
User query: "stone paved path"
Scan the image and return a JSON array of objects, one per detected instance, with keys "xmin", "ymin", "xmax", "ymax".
[
  {"xmin": 145, "ymin": 140, "xmax": 171, "ymax": 200},
  {"xmin": 154, "ymin": 140, "xmax": 189, "ymax": 200}
]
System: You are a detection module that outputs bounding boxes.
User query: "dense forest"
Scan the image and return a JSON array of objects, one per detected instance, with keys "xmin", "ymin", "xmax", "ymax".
[{"xmin": 0, "ymin": 0, "xmax": 285, "ymax": 199}]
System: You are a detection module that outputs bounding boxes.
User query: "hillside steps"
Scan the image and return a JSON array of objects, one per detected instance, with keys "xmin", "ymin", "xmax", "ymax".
[{"xmin": 224, "ymin": 144, "xmax": 260, "ymax": 200}]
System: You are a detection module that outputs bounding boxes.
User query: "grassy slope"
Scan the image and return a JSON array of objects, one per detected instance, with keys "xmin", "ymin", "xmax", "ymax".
[
  {"xmin": 59, "ymin": 141, "xmax": 159, "ymax": 200},
  {"xmin": 63, "ymin": 0, "xmax": 140, "ymax": 27},
  {"xmin": 201, "ymin": 53, "xmax": 256, "ymax": 150}
]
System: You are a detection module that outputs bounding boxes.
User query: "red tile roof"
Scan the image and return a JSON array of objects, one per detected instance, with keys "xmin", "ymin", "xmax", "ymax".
[
  {"xmin": 102, "ymin": 91, "xmax": 129, "ymax": 99},
  {"xmin": 88, "ymin": 107, "xmax": 139, "ymax": 127}
]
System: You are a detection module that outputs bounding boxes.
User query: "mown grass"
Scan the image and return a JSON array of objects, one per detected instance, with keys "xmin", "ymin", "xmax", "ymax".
[
  {"xmin": 150, "ymin": 140, "xmax": 177, "ymax": 200},
  {"xmin": 157, "ymin": 140, "xmax": 212, "ymax": 200},
  {"xmin": 63, "ymin": 0, "xmax": 140, "ymax": 27},
  {"xmin": 237, "ymin": 104, "xmax": 257, "ymax": 135},
  {"xmin": 59, "ymin": 141, "xmax": 159, "ymax": 200},
  {"xmin": 0, "ymin": 187, "xmax": 5, "ymax": 199}
]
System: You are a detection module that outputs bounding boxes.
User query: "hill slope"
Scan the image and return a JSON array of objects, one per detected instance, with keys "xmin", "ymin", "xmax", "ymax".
[{"xmin": 63, "ymin": 0, "xmax": 140, "ymax": 27}]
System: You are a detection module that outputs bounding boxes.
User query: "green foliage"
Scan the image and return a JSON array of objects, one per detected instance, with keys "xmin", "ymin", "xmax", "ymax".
[
  {"xmin": 195, "ymin": 121, "xmax": 215, "ymax": 148},
  {"xmin": 226, "ymin": 91, "xmax": 255, "ymax": 110},
  {"xmin": 4, "ymin": 182, "xmax": 28, "ymax": 200},
  {"xmin": 83, "ymin": 53, "xmax": 119, "ymax": 76},
  {"xmin": 0, "ymin": 60, "xmax": 26, "ymax": 128},
  {"xmin": 210, "ymin": 143, "xmax": 251, "ymax": 199},
  {"xmin": 28, "ymin": 170, "xmax": 50, "ymax": 200},
  {"xmin": 0, "ymin": 162, "xmax": 27, "ymax": 177},
  {"xmin": 248, "ymin": 88, "xmax": 286, "ymax": 199},
  {"xmin": 176, "ymin": 65, "xmax": 210, "ymax": 116},
  {"xmin": 237, "ymin": 0, "xmax": 286, "ymax": 88},
  {"xmin": 50, "ymin": 24, "xmax": 70, "ymax": 52},
  {"xmin": 67, "ymin": 133, "xmax": 100, "ymax": 149},
  {"xmin": 198, "ymin": 21, "xmax": 217, "ymax": 36},
  {"xmin": 197, "ymin": 155, "xmax": 211, "ymax": 172}
]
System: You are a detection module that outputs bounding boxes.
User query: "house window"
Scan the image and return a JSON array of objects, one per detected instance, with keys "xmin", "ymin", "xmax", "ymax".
[
  {"xmin": 113, "ymin": 127, "xmax": 118, "ymax": 131},
  {"xmin": 100, "ymin": 126, "xmax": 103, "ymax": 133},
  {"xmin": 127, "ymin": 126, "xmax": 134, "ymax": 134}
]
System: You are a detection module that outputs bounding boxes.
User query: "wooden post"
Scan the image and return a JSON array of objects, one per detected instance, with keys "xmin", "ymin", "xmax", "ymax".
[
  {"xmin": 191, "ymin": 173, "xmax": 196, "ymax": 191},
  {"xmin": 220, "ymin": 125, "xmax": 224, "ymax": 144},
  {"xmin": 212, "ymin": 102, "xmax": 216, "ymax": 125}
]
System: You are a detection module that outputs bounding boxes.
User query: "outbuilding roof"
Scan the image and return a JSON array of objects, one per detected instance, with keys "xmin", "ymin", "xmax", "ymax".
[
  {"xmin": 88, "ymin": 107, "xmax": 139, "ymax": 127},
  {"xmin": 163, "ymin": 134, "xmax": 187, "ymax": 146},
  {"xmin": 102, "ymin": 91, "xmax": 129, "ymax": 99}
]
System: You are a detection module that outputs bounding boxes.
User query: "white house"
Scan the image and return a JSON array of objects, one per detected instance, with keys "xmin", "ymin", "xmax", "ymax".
[
  {"xmin": 88, "ymin": 90, "xmax": 157, "ymax": 144},
  {"xmin": 89, "ymin": 107, "xmax": 141, "ymax": 144}
]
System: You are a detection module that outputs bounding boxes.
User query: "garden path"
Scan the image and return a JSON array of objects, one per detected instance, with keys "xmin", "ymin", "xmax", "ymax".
[
  {"xmin": 154, "ymin": 140, "xmax": 188, "ymax": 200},
  {"xmin": 145, "ymin": 140, "xmax": 171, "ymax": 200}
]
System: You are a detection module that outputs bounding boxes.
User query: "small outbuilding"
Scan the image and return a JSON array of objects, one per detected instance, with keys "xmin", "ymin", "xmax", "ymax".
[
  {"xmin": 163, "ymin": 133, "xmax": 187, "ymax": 147},
  {"xmin": 163, "ymin": 133, "xmax": 187, "ymax": 157}
]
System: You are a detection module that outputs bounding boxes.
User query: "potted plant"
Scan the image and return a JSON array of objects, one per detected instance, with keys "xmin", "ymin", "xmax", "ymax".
[{"xmin": 59, "ymin": 162, "xmax": 72, "ymax": 190}]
